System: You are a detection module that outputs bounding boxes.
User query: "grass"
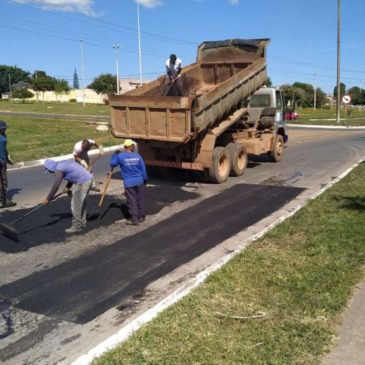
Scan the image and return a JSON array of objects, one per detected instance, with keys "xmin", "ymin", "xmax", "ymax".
[
  {"xmin": 0, "ymin": 99, "xmax": 109, "ymax": 115},
  {"xmin": 293, "ymin": 107, "xmax": 365, "ymax": 126},
  {"xmin": 93, "ymin": 163, "xmax": 365, "ymax": 365},
  {"xmin": 5, "ymin": 116, "xmax": 121, "ymax": 162}
]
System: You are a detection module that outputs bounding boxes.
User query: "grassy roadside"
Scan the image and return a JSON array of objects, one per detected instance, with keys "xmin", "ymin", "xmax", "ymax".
[
  {"xmin": 294, "ymin": 108, "xmax": 365, "ymax": 126},
  {"xmin": 5, "ymin": 116, "xmax": 121, "ymax": 162},
  {"xmin": 0, "ymin": 100, "xmax": 109, "ymax": 115},
  {"xmin": 93, "ymin": 163, "xmax": 365, "ymax": 365}
]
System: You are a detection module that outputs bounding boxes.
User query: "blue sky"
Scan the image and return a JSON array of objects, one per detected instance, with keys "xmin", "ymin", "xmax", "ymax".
[{"xmin": 0, "ymin": 0, "xmax": 364, "ymax": 94}]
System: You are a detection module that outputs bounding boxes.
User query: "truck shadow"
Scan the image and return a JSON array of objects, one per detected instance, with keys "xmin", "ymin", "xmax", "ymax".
[{"xmin": 0, "ymin": 181, "xmax": 200, "ymax": 253}]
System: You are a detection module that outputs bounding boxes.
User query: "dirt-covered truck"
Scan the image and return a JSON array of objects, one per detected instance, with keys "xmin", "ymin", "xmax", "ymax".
[{"xmin": 109, "ymin": 39, "xmax": 287, "ymax": 183}]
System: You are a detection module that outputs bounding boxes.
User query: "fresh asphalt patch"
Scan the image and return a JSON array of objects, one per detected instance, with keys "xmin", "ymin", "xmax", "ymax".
[
  {"xmin": 0, "ymin": 183, "xmax": 304, "ymax": 324},
  {"xmin": 0, "ymin": 182, "xmax": 200, "ymax": 252}
]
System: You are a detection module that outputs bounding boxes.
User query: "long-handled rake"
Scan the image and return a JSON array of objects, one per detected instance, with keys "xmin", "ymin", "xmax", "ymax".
[
  {"xmin": 0, "ymin": 191, "xmax": 65, "ymax": 242},
  {"xmin": 86, "ymin": 169, "xmax": 114, "ymax": 221}
]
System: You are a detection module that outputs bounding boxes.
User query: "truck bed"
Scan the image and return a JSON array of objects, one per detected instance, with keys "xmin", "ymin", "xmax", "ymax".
[{"xmin": 109, "ymin": 39, "xmax": 270, "ymax": 143}]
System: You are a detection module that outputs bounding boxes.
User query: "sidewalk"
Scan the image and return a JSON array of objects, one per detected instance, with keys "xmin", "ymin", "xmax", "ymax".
[{"xmin": 324, "ymin": 280, "xmax": 365, "ymax": 365}]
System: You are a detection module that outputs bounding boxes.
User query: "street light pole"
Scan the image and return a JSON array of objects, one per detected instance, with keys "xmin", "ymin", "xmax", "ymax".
[
  {"xmin": 313, "ymin": 72, "xmax": 317, "ymax": 110},
  {"xmin": 137, "ymin": 0, "xmax": 143, "ymax": 86},
  {"xmin": 79, "ymin": 39, "xmax": 86, "ymax": 107},
  {"xmin": 336, "ymin": 0, "xmax": 341, "ymax": 124},
  {"xmin": 8, "ymin": 73, "xmax": 12, "ymax": 104},
  {"xmin": 112, "ymin": 44, "xmax": 121, "ymax": 95}
]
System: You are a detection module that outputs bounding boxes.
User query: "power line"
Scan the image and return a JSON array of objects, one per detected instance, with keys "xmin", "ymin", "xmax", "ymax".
[{"xmin": 10, "ymin": 0, "xmax": 198, "ymax": 47}]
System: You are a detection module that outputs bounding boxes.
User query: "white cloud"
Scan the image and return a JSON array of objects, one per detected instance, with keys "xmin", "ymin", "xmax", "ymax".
[
  {"xmin": 228, "ymin": 0, "xmax": 239, "ymax": 4},
  {"xmin": 134, "ymin": 0, "xmax": 164, "ymax": 8},
  {"xmin": 10, "ymin": 0, "xmax": 97, "ymax": 16}
]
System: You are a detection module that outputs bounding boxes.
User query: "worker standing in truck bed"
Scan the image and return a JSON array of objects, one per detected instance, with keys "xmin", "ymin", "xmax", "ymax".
[{"xmin": 164, "ymin": 54, "xmax": 183, "ymax": 96}]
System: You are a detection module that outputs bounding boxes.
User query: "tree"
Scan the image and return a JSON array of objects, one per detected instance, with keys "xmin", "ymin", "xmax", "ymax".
[
  {"xmin": 73, "ymin": 68, "xmax": 79, "ymax": 89},
  {"xmin": 31, "ymin": 71, "xmax": 56, "ymax": 101},
  {"xmin": 88, "ymin": 73, "xmax": 117, "ymax": 95},
  {"xmin": 280, "ymin": 84, "xmax": 294, "ymax": 107},
  {"xmin": 315, "ymin": 87, "xmax": 327, "ymax": 108},
  {"xmin": 54, "ymin": 79, "xmax": 70, "ymax": 100},
  {"xmin": 0, "ymin": 65, "xmax": 30, "ymax": 96},
  {"xmin": 333, "ymin": 82, "xmax": 346, "ymax": 99},
  {"xmin": 292, "ymin": 82, "xmax": 314, "ymax": 107},
  {"xmin": 11, "ymin": 88, "xmax": 34, "ymax": 102},
  {"xmin": 292, "ymin": 87, "xmax": 307, "ymax": 108},
  {"xmin": 265, "ymin": 77, "xmax": 272, "ymax": 87},
  {"xmin": 348, "ymin": 86, "xmax": 365, "ymax": 105}
]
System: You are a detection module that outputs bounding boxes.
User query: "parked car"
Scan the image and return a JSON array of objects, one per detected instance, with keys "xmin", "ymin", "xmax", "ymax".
[{"xmin": 285, "ymin": 109, "xmax": 298, "ymax": 120}]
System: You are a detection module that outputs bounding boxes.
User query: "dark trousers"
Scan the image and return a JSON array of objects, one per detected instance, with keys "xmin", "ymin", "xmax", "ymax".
[
  {"xmin": 125, "ymin": 184, "xmax": 145, "ymax": 223},
  {"xmin": 164, "ymin": 76, "xmax": 183, "ymax": 96},
  {"xmin": 0, "ymin": 161, "xmax": 8, "ymax": 202}
]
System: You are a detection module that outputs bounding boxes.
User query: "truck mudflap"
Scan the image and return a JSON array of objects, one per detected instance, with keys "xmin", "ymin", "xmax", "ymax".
[{"xmin": 145, "ymin": 160, "xmax": 204, "ymax": 171}]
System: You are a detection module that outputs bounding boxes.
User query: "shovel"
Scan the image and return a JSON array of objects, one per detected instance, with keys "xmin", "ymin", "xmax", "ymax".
[{"xmin": 0, "ymin": 191, "xmax": 65, "ymax": 242}]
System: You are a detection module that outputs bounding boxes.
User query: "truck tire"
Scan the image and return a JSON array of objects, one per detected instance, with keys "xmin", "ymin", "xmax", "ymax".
[
  {"xmin": 227, "ymin": 143, "xmax": 247, "ymax": 176},
  {"xmin": 271, "ymin": 134, "xmax": 284, "ymax": 162},
  {"xmin": 208, "ymin": 147, "xmax": 231, "ymax": 183}
]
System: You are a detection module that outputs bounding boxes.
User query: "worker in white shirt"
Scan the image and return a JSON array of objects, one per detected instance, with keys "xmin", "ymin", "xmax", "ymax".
[
  {"xmin": 164, "ymin": 54, "xmax": 183, "ymax": 96},
  {"xmin": 73, "ymin": 139, "xmax": 104, "ymax": 192}
]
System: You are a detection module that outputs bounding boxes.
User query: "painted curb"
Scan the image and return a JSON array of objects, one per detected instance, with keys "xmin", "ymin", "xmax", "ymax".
[
  {"xmin": 287, "ymin": 123, "xmax": 365, "ymax": 130},
  {"xmin": 71, "ymin": 156, "xmax": 365, "ymax": 365},
  {"xmin": 8, "ymin": 145, "xmax": 123, "ymax": 171}
]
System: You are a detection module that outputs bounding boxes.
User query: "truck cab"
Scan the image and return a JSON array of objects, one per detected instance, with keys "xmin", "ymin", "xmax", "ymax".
[{"xmin": 248, "ymin": 87, "xmax": 286, "ymax": 134}]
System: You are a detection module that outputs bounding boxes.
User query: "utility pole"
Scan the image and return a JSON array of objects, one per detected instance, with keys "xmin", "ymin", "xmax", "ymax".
[
  {"xmin": 360, "ymin": 80, "xmax": 363, "ymax": 111},
  {"xmin": 336, "ymin": 0, "xmax": 341, "ymax": 124},
  {"xmin": 79, "ymin": 39, "xmax": 86, "ymax": 107},
  {"xmin": 137, "ymin": 0, "xmax": 143, "ymax": 86},
  {"xmin": 8, "ymin": 73, "xmax": 12, "ymax": 103},
  {"xmin": 112, "ymin": 44, "xmax": 121, "ymax": 95},
  {"xmin": 313, "ymin": 72, "xmax": 317, "ymax": 110}
]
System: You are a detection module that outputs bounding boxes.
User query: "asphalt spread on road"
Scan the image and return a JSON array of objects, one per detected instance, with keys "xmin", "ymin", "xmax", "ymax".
[{"xmin": 0, "ymin": 183, "xmax": 304, "ymax": 324}]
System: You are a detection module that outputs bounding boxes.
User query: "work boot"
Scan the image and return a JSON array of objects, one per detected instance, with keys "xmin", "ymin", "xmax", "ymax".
[
  {"xmin": 126, "ymin": 219, "xmax": 139, "ymax": 226},
  {"xmin": 0, "ymin": 199, "xmax": 16, "ymax": 208},
  {"xmin": 90, "ymin": 186, "xmax": 100, "ymax": 192},
  {"xmin": 65, "ymin": 226, "xmax": 82, "ymax": 234}
]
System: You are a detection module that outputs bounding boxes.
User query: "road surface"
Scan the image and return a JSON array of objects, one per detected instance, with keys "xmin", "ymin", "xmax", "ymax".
[{"xmin": 0, "ymin": 128, "xmax": 364, "ymax": 364}]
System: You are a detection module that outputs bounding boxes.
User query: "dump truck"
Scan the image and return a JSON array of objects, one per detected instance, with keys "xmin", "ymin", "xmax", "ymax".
[{"xmin": 109, "ymin": 38, "xmax": 287, "ymax": 183}]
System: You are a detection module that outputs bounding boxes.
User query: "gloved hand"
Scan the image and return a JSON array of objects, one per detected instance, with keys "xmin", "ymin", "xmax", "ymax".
[
  {"xmin": 63, "ymin": 187, "xmax": 72, "ymax": 196},
  {"xmin": 80, "ymin": 160, "xmax": 90, "ymax": 171},
  {"xmin": 7, "ymin": 154, "xmax": 14, "ymax": 165},
  {"xmin": 99, "ymin": 145, "xmax": 104, "ymax": 155}
]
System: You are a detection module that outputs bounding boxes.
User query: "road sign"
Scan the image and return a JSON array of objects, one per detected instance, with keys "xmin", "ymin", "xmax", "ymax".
[{"xmin": 342, "ymin": 95, "xmax": 351, "ymax": 104}]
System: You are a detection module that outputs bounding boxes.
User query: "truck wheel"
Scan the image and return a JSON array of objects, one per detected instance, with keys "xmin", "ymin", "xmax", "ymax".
[
  {"xmin": 271, "ymin": 135, "xmax": 284, "ymax": 162},
  {"xmin": 227, "ymin": 143, "xmax": 247, "ymax": 176},
  {"xmin": 209, "ymin": 147, "xmax": 231, "ymax": 183}
]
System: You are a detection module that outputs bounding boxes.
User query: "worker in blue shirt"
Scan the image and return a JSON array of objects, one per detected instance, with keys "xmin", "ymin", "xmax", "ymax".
[
  {"xmin": 110, "ymin": 139, "xmax": 148, "ymax": 225},
  {"xmin": 0, "ymin": 120, "xmax": 16, "ymax": 208}
]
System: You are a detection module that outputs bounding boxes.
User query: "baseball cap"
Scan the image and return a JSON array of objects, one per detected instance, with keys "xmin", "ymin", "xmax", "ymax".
[
  {"xmin": 123, "ymin": 139, "xmax": 134, "ymax": 147},
  {"xmin": 0, "ymin": 120, "xmax": 7, "ymax": 130}
]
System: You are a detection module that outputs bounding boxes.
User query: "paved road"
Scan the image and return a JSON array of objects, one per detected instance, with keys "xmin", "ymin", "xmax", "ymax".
[{"xmin": 0, "ymin": 128, "xmax": 364, "ymax": 364}]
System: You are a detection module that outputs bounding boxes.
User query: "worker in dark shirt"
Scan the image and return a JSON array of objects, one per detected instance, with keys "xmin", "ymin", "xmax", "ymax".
[
  {"xmin": 43, "ymin": 159, "xmax": 93, "ymax": 233},
  {"xmin": 110, "ymin": 139, "xmax": 148, "ymax": 225},
  {"xmin": 0, "ymin": 120, "xmax": 16, "ymax": 208}
]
